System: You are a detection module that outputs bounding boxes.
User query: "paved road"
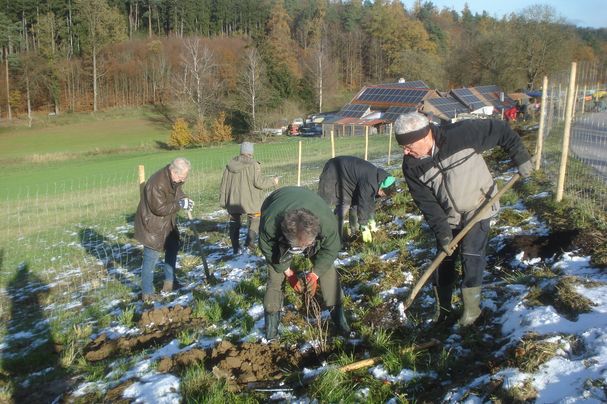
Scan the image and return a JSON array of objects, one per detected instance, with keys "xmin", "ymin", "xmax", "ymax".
[{"xmin": 571, "ymin": 111, "xmax": 607, "ymax": 181}]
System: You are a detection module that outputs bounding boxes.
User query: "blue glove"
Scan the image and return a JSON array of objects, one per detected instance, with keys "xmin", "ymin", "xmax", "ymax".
[{"xmin": 178, "ymin": 198, "xmax": 194, "ymax": 211}]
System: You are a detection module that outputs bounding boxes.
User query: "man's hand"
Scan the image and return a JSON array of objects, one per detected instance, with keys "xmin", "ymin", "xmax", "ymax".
[
  {"xmin": 178, "ymin": 198, "xmax": 194, "ymax": 211},
  {"xmin": 518, "ymin": 160, "xmax": 533, "ymax": 178},
  {"xmin": 284, "ymin": 268, "xmax": 303, "ymax": 293},
  {"xmin": 304, "ymin": 272, "xmax": 319, "ymax": 296},
  {"xmin": 361, "ymin": 225, "xmax": 373, "ymax": 243},
  {"xmin": 439, "ymin": 235, "xmax": 455, "ymax": 256},
  {"xmin": 368, "ymin": 219, "xmax": 379, "ymax": 232}
]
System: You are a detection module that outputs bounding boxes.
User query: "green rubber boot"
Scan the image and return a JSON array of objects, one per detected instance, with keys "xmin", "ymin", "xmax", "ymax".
[
  {"xmin": 264, "ymin": 312, "xmax": 280, "ymax": 340},
  {"xmin": 459, "ymin": 286, "xmax": 482, "ymax": 326},
  {"xmin": 330, "ymin": 305, "xmax": 351, "ymax": 336}
]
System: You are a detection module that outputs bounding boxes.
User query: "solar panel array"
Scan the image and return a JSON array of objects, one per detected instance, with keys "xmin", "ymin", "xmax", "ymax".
[
  {"xmin": 475, "ymin": 85, "xmax": 515, "ymax": 108},
  {"xmin": 357, "ymin": 87, "xmax": 429, "ymax": 106},
  {"xmin": 381, "ymin": 80, "xmax": 429, "ymax": 89},
  {"xmin": 382, "ymin": 106, "xmax": 417, "ymax": 121},
  {"xmin": 425, "ymin": 97, "xmax": 469, "ymax": 118},
  {"xmin": 338, "ymin": 103, "xmax": 369, "ymax": 118},
  {"xmin": 451, "ymin": 88, "xmax": 487, "ymax": 111}
]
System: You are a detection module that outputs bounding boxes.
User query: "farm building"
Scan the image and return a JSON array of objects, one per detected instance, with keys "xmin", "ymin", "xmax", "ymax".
[{"xmin": 323, "ymin": 80, "xmax": 515, "ymax": 137}]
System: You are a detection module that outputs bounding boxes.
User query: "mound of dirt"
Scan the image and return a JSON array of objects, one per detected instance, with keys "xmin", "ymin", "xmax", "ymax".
[
  {"xmin": 209, "ymin": 340, "xmax": 304, "ymax": 390},
  {"xmin": 138, "ymin": 304, "xmax": 192, "ymax": 330},
  {"xmin": 84, "ymin": 305, "xmax": 195, "ymax": 361},
  {"xmin": 84, "ymin": 329, "xmax": 167, "ymax": 361},
  {"xmin": 157, "ymin": 348, "xmax": 207, "ymax": 373}
]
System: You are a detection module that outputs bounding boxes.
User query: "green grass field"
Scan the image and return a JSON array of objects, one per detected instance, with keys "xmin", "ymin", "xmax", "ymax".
[{"xmin": 0, "ymin": 109, "xmax": 402, "ymax": 282}]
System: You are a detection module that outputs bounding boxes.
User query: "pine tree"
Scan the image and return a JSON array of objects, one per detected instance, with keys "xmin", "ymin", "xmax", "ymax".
[{"xmin": 168, "ymin": 118, "xmax": 193, "ymax": 149}]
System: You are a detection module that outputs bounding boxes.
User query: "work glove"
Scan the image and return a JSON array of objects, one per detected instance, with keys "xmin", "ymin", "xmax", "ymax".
[
  {"xmin": 368, "ymin": 219, "xmax": 379, "ymax": 233},
  {"xmin": 518, "ymin": 160, "xmax": 534, "ymax": 178},
  {"xmin": 285, "ymin": 269, "xmax": 303, "ymax": 293},
  {"xmin": 438, "ymin": 235, "xmax": 455, "ymax": 256},
  {"xmin": 178, "ymin": 198, "xmax": 194, "ymax": 211},
  {"xmin": 304, "ymin": 272, "xmax": 319, "ymax": 296},
  {"xmin": 361, "ymin": 225, "xmax": 373, "ymax": 243}
]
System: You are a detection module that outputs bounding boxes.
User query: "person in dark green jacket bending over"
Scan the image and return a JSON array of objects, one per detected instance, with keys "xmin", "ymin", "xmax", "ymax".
[{"xmin": 259, "ymin": 186, "xmax": 350, "ymax": 340}]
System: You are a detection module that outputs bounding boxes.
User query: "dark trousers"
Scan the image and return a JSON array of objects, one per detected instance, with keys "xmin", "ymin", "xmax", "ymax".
[
  {"xmin": 335, "ymin": 205, "xmax": 359, "ymax": 241},
  {"xmin": 229, "ymin": 212, "xmax": 261, "ymax": 250},
  {"xmin": 434, "ymin": 219, "xmax": 490, "ymax": 289}
]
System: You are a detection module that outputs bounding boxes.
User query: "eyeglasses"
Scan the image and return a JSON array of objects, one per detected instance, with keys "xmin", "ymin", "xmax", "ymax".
[{"xmin": 287, "ymin": 246, "xmax": 306, "ymax": 255}]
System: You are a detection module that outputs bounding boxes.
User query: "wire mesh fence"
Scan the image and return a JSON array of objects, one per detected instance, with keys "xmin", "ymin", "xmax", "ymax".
[
  {"xmin": 0, "ymin": 135, "xmax": 403, "ymax": 296},
  {"xmin": 537, "ymin": 60, "xmax": 607, "ymax": 223}
]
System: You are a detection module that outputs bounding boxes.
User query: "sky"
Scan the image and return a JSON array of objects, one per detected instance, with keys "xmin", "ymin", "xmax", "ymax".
[{"xmin": 417, "ymin": 0, "xmax": 607, "ymax": 29}]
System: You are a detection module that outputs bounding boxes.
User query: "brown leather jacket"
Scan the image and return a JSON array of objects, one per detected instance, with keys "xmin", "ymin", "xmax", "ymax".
[{"xmin": 134, "ymin": 165, "xmax": 185, "ymax": 251}]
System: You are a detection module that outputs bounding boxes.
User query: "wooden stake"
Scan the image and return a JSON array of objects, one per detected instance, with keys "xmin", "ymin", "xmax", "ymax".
[
  {"xmin": 364, "ymin": 126, "xmax": 369, "ymax": 161},
  {"xmin": 387, "ymin": 123, "xmax": 393, "ymax": 165},
  {"xmin": 297, "ymin": 141, "xmax": 302, "ymax": 186},
  {"xmin": 330, "ymin": 129, "xmax": 335, "ymax": 158},
  {"xmin": 138, "ymin": 164, "xmax": 145, "ymax": 196},
  {"xmin": 535, "ymin": 76, "xmax": 548, "ymax": 171},
  {"xmin": 556, "ymin": 62, "xmax": 577, "ymax": 202}
]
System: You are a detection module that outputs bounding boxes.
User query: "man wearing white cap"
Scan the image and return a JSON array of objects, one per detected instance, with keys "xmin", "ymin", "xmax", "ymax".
[
  {"xmin": 220, "ymin": 142, "xmax": 279, "ymax": 254},
  {"xmin": 394, "ymin": 112, "xmax": 532, "ymax": 327}
]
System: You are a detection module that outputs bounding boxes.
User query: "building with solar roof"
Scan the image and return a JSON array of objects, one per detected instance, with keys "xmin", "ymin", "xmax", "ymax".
[
  {"xmin": 323, "ymin": 80, "xmax": 514, "ymax": 137},
  {"xmin": 323, "ymin": 79, "xmax": 436, "ymax": 137}
]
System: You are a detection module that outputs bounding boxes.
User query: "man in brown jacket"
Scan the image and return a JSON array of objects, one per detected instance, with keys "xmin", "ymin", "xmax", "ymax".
[
  {"xmin": 220, "ymin": 142, "xmax": 279, "ymax": 254},
  {"xmin": 135, "ymin": 157, "xmax": 193, "ymax": 302}
]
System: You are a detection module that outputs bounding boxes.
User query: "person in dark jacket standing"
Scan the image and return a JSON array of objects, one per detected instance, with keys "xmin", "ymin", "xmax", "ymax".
[
  {"xmin": 259, "ymin": 186, "xmax": 350, "ymax": 340},
  {"xmin": 318, "ymin": 156, "xmax": 396, "ymax": 244},
  {"xmin": 394, "ymin": 112, "xmax": 533, "ymax": 327},
  {"xmin": 134, "ymin": 157, "xmax": 194, "ymax": 302},
  {"xmin": 219, "ymin": 142, "xmax": 279, "ymax": 254}
]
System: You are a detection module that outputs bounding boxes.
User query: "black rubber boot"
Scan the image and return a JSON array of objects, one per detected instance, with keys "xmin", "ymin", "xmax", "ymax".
[
  {"xmin": 433, "ymin": 284, "xmax": 453, "ymax": 323},
  {"xmin": 330, "ymin": 305, "xmax": 351, "ymax": 336},
  {"xmin": 229, "ymin": 220, "xmax": 240, "ymax": 254},
  {"xmin": 264, "ymin": 311, "xmax": 280, "ymax": 340}
]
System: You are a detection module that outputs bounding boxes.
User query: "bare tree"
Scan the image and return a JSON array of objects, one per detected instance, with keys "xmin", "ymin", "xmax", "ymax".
[
  {"xmin": 173, "ymin": 37, "xmax": 219, "ymax": 120},
  {"xmin": 76, "ymin": 0, "xmax": 126, "ymax": 112},
  {"xmin": 237, "ymin": 47, "xmax": 266, "ymax": 130}
]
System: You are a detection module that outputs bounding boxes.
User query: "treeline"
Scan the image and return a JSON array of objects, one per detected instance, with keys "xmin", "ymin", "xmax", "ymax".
[{"xmin": 0, "ymin": 0, "xmax": 605, "ymax": 132}]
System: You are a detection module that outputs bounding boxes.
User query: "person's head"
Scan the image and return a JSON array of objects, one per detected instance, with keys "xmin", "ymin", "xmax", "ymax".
[
  {"xmin": 394, "ymin": 112, "xmax": 434, "ymax": 159},
  {"xmin": 377, "ymin": 175, "xmax": 396, "ymax": 197},
  {"xmin": 280, "ymin": 208, "xmax": 320, "ymax": 253},
  {"xmin": 240, "ymin": 142, "xmax": 254, "ymax": 156},
  {"xmin": 169, "ymin": 157, "xmax": 191, "ymax": 183}
]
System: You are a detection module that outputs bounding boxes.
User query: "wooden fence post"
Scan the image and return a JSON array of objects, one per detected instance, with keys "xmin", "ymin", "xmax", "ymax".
[
  {"xmin": 297, "ymin": 140, "xmax": 302, "ymax": 186},
  {"xmin": 535, "ymin": 75, "xmax": 548, "ymax": 171},
  {"xmin": 556, "ymin": 62, "xmax": 577, "ymax": 202},
  {"xmin": 387, "ymin": 123, "xmax": 392, "ymax": 165},
  {"xmin": 364, "ymin": 126, "xmax": 369, "ymax": 161},
  {"xmin": 138, "ymin": 164, "xmax": 145, "ymax": 195},
  {"xmin": 330, "ymin": 130, "xmax": 335, "ymax": 158},
  {"xmin": 581, "ymin": 84, "xmax": 587, "ymax": 114}
]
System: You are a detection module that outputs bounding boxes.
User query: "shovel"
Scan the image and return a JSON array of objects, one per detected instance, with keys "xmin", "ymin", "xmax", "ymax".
[
  {"xmin": 186, "ymin": 210, "xmax": 217, "ymax": 284},
  {"xmin": 403, "ymin": 173, "xmax": 521, "ymax": 311}
]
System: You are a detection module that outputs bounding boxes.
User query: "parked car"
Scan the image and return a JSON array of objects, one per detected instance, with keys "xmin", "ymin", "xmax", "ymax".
[
  {"xmin": 299, "ymin": 123, "xmax": 323, "ymax": 137},
  {"xmin": 260, "ymin": 119, "xmax": 288, "ymax": 136}
]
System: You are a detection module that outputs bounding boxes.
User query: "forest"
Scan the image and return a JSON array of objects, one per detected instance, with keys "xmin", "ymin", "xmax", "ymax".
[{"xmin": 0, "ymin": 0, "xmax": 605, "ymax": 132}]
